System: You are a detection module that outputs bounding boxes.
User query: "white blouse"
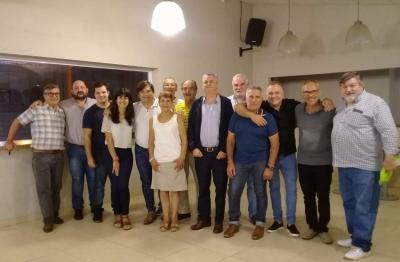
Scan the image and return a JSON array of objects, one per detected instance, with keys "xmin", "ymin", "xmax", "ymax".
[{"xmin": 101, "ymin": 116, "xmax": 134, "ymax": 149}]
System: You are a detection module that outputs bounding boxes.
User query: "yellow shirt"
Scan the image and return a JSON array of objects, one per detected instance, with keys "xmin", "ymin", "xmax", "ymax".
[{"xmin": 175, "ymin": 100, "xmax": 191, "ymax": 129}]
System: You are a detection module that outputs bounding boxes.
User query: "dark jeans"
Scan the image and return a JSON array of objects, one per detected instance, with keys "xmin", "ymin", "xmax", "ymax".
[
  {"xmin": 135, "ymin": 144, "xmax": 156, "ymax": 213},
  {"xmin": 32, "ymin": 151, "xmax": 64, "ymax": 224},
  {"xmin": 66, "ymin": 143, "xmax": 96, "ymax": 211},
  {"xmin": 298, "ymin": 164, "xmax": 332, "ymax": 232},
  {"xmin": 93, "ymin": 162, "xmax": 108, "ymax": 212},
  {"xmin": 106, "ymin": 148, "xmax": 133, "ymax": 215},
  {"xmin": 195, "ymin": 151, "xmax": 228, "ymax": 224}
]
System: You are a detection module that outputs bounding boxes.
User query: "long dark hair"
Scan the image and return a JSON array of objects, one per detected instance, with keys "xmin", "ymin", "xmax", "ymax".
[{"xmin": 109, "ymin": 88, "xmax": 134, "ymax": 125}]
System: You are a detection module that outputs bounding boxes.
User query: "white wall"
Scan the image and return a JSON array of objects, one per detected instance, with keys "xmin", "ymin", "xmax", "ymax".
[{"xmin": 0, "ymin": 0, "xmax": 253, "ymax": 226}]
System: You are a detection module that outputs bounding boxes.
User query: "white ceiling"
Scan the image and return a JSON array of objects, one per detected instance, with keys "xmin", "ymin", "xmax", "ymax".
[{"xmin": 241, "ymin": 0, "xmax": 400, "ymax": 5}]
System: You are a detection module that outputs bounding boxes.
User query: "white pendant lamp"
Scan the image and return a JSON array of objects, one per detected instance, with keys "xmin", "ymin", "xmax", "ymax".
[
  {"xmin": 151, "ymin": 1, "xmax": 186, "ymax": 37},
  {"xmin": 345, "ymin": 0, "xmax": 372, "ymax": 46},
  {"xmin": 278, "ymin": 0, "xmax": 300, "ymax": 54}
]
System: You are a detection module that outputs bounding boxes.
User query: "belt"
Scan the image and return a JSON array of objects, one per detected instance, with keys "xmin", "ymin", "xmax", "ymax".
[
  {"xmin": 33, "ymin": 149, "xmax": 63, "ymax": 154},
  {"xmin": 202, "ymin": 147, "xmax": 218, "ymax": 153}
]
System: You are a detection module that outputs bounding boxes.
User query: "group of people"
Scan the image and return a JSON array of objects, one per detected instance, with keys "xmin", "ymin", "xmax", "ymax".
[{"xmin": 4, "ymin": 71, "xmax": 398, "ymax": 261}]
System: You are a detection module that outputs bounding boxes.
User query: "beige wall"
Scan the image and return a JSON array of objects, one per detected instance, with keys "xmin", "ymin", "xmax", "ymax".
[{"xmin": 0, "ymin": 0, "xmax": 253, "ymax": 226}]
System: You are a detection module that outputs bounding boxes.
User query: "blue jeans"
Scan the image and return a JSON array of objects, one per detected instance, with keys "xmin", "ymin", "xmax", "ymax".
[
  {"xmin": 339, "ymin": 168, "xmax": 380, "ymax": 252},
  {"xmin": 247, "ymin": 175, "xmax": 257, "ymax": 221},
  {"xmin": 93, "ymin": 163, "xmax": 108, "ymax": 211},
  {"xmin": 135, "ymin": 144, "xmax": 156, "ymax": 213},
  {"xmin": 66, "ymin": 143, "xmax": 96, "ymax": 211},
  {"xmin": 228, "ymin": 161, "xmax": 267, "ymax": 225},
  {"xmin": 269, "ymin": 153, "xmax": 298, "ymax": 225}
]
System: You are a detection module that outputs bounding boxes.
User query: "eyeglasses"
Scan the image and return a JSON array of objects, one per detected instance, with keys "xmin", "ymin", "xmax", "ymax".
[
  {"xmin": 303, "ymin": 89, "xmax": 319, "ymax": 95},
  {"xmin": 45, "ymin": 92, "xmax": 60, "ymax": 97}
]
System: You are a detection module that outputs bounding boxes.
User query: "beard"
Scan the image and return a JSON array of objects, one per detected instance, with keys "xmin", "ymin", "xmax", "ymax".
[
  {"xmin": 72, "ymin": 91, "xmax": 87, "ymax": 100},
  {"xmin": 343, "ymin": 95, "xmax": 356, "ymax": 104}
]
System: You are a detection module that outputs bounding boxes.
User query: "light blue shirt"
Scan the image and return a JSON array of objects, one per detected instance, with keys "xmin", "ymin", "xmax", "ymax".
[{"xmin": 200, "ymin": 95, "xmax": 221, "ymax": 147}]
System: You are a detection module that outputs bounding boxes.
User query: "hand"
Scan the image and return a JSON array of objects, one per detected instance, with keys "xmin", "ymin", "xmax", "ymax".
[
  {"xmin": 321, "ymin": 98, "xmax": 335, "ymax": 112},
  {"xmin": 30, "ymin": 100, "xmax": 42, "ymax": 109},
  {"xmin": 263, "ymin": 168, "xmax": 273, "ymax": 181},
  {"xmin": 87, "ymin": 157, "xmax": 96, "ymax": 168},
  {"xmin": 250, "ymin": 113, "xmax": 267, "ymax": 127},
  {"xmin": 216, "ymin": 151, "xmax": 226, "ymax": 160},
  {"xmin": 174, "ymin": 157, "xmax": 184, "ymax": 171},
  {"xmin": 227, "ymin": 162, "xmax": 235, "ymax": 178},
  {"xmin": 112, "ymin": 160, "xmax": 120, "ymax": 176},
  {"xmin": 383, "ymin": 154, "xmax": 397, "ymax": 171},
  {"xmin": 192, "ymin": 148, "xmax": 203, "ymax": 158},
  {"xmin": 4, "ymin": 141, "xmax": 16, "ymax": 153},
  {"xmin": 150, "ymin": 159, "xmax": 160, "ymax": 172}
]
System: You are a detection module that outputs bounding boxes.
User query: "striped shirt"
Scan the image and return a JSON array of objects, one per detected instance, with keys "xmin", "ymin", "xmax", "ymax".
[
  {"xmin": 18, "ymin": 104, "xmax": 65, "ymax": 150},
  {"xmin": 332, "ymin": 90, "xmax": 398, "ymax": 171}
]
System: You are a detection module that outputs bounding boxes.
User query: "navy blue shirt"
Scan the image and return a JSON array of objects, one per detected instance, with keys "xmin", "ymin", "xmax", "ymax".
[
  {"xmin": 229, "ymin": 111, "xmax": 278, "ymax": 164},
  {"xmin": 82, "ymin": 104, "xmax": 107, "ymax": 162}
]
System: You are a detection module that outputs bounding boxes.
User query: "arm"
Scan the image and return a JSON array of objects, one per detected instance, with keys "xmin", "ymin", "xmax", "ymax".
[
  {"xmin": 235, "ymin": 103, "xmax": 267, "ymax": 127},
  {"xmin": 105, "ymin": 132, "xmax": 119, "ymax": 176},
  {"xmin": 83, "ymin": 128, "xmax": 96, "ymax": 168},
  {"xmin": 226, "ymin": 131, "xmax": 236, "ymax": 178},
  {"xmin": 148, "ymin": 117, "xmax": 159, "ymax": 172},
  {"xmin": 188, "ymin": 101, "xmax": 203, "ymax": 157},
  {"xmin": 263, "ymin": 133, "xmax": 279, "ymax": 181},
  {"xmin": 4, "ymin": 119, "xmax": 22, "ymax": 152},
  {"xmin": 174, "ymin": 114, "xmax": 187, "ymax": 170}
]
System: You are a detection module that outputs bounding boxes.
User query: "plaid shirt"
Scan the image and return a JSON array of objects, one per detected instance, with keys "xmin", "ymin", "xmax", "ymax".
[{"xmin": 18, "ymin": 104, "xmax": 66, "ymax": 150}]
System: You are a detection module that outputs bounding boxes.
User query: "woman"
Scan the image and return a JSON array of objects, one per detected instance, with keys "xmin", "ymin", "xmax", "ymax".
[
  {"xmin": 149, "ymin": 91, "xmax": 187, "ymax": 232},
  {"xmin": 102, "ymin": 88, "xmax": 134, "ymax": 230}
]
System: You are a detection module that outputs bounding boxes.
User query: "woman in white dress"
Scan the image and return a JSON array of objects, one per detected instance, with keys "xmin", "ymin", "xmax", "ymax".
[{"xmin": 149, "ymin": 91, "xmax": 187, "ymax": 232}]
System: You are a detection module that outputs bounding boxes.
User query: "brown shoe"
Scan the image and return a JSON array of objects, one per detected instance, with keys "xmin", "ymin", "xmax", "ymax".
[
  {"xmin": 43, "ymin": 224, "xmax": 54, "ymax": 233},
  {"xmin": 143, "ymin": 212, "xmax": 157, "ymax": 225},
  {"xmin": 213, "ymin": 224, "xmax": 223, "ymax": 234},
  {"xmin": 191, "ymin": 220, "xmax": 211, "ymax": 230},
  {"xmin": 223, "ymin": 224, "xmax": 239, "ymax": 238},
  {"xmin": 252, "ymin": 225, "xmax": 265, "ymax": 240}
]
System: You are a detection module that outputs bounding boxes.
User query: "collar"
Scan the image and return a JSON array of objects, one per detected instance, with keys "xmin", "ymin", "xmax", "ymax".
[{"xmin": 202, "ymin": 95, "xmax": 220, "ymax": 104}]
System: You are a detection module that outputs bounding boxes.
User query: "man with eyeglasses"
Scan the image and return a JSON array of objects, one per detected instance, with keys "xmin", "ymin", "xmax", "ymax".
[
  {"xmin": 5, "ymin": 84, "xmax": 66, "ymax": 233},
  {"xmin": 295, "ymin": 80, "xmax": 335, "ymax": 244}
]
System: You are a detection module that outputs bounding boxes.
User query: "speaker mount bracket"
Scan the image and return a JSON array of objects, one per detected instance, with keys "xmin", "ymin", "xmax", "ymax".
[{"xmin": 239, "ymin": 45, "xmax": 253, "ymax": 57}]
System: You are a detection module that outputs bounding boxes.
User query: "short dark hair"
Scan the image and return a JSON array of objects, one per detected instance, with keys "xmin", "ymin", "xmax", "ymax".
[
  {"xmin": 43, "ymin": 83, "xmax": 59, "ymax": 91},
  {"xmin": 93, "ymin": 82, "xmax": 110, "ymax": 92},
  {"xmin": 136, "ymin": 80, "xmax": 154, "ymax": 95},
  {"xmin": 339, "ymin": 72, "xmax": 362, "ymax": 85}
]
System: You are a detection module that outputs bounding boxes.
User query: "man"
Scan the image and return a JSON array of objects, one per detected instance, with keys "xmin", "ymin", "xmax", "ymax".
[
  {"xmin": 175, "ymin": 80, "xmax": 198, "ymax": 220},
  {"xmin": 228, "ymin": 73, "xmax": 257, "ymax": 224},
  {"xmin": 224, "ymin": 86, "xmax": 279, "ymax": 240},
  {"xmin": 295, "ymin": 80, "xmax": 335, "ymax": 244},
  {"xmin": 5, "ymin": 84, "xmax": 65, "ymax": 232},
  {"xmin": 133, "ymin": 80, "xmax": 160, "ymax": 224},
  {"xmin": 60, "ymin": 80, "xmax": 96, "ymax": 220},
  {"xmin": 83, "ymin": 82, "xmax": 110, "ymax": 222},
  {"xmin": 332, "ymin": 72, "xmax": 398, "ymax": 260},
  {"xmin": 188, "ymin": 73, "xmax": 233, "ymax": 234}
]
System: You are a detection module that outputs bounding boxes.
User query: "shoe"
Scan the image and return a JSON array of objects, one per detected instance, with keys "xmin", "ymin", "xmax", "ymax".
[
  {"xmin": 252, "ymin": 225, "xmax": 265, "ymax": 240},
  {"xmin": 337, "ymin": 238, "xmax": 352, "ymax": 248},
  {"xmin": 213, "ymin": 224, "xmax": 223, "ymax": 234},
  {"xmin": 93, "ymin": 210, "xmax": 103, "ymax": 223},
  {"xmin": 190, "ymin": 220, "xmax": 211, "ymax": 230},
  {"xmin": 287, "ymin": 224, "xmax": 300, "ymax": 237},
  {"xmin": 113, "ymin": 215, "xmax": 122, "ymax": 228},
  {"xmin": 319, "ymin": 232, "xmax": 333, "ymax": 244},
  {"xmin": 122, "ymin": 215, "xmax": 132, "ymax": 230},
  {"xmin": 344, "ymin": 246, "xmax": 371, "ymax": 260},
  {"xmin": 301, "ymin": 229, "xmax": 318, "ymax": 240},
  {"xmin": 54, "ymin": 217, "xmax": 64, "ymax": 224},
  {"xmin": 170, "ymin": 224, "xmax": 179, "ymax": 232},
  {"xmin": 143, "ymin": 212, "xmax": 157, "ymax": 225},
  {"xmin": 43, "ymin": 224, "xmax": 54, "ymax": 233},
  {"xmin": 159, "ymin": 223, "xmax": 169, "ymax": 232},
  {"xmin": 178, "ymin": 213, "xmax": 191, "ymax": 220},
  {"xmin": 267, "ymin": 221, "xmax": 284, "ymax": 233},
  {"xmin": 223, "ymin": 224, "xmax": 239, "ymax": 238},
  {"xmin": 73, "ymin": 209, "xmax": 83, "ymax": 220}
]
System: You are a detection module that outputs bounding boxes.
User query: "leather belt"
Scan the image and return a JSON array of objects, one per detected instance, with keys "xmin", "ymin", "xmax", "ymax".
[
  {"xmin": 33, "ymin": 149, "xmax": 63, "ymax": 154},
  {"xmin": 202, "ymin": 147, "xmax": 218, "ymax": 153}
]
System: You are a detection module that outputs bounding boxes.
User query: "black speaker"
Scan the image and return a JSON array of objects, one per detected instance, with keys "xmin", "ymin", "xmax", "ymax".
[{"xmin": 245, "ymin": 18, "xmax": 266, "ymax": 46}]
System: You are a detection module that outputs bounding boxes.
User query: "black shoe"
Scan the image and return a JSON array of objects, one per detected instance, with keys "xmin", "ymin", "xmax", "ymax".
[
  {"xmin": 54, "ymin": 217, "xmax": 64, "ymax": 224},
  {"xmin": 267, "ymin": 221, "xmax": 284, "ymax": 233},
  {"xmin": 43, "ymin": 224, "xmax": 54, "ymax": 233},
  {"xmin": 178, "ymin": 213, "xmax": 191, "ymax": 220},
  {"xmin": 287, "ymin": 224, "xmax": 300, "ymax": 237},
  {"xmin": 93, "ymin": 210, "xmax": 103, "ymax": 223},
  {"xmin": 213, "ymin": 224, "xmax": 223, "ymax": 234},
  {"xmin": 74, "ymin": 209, "xmax": 83, "ymax": 220}
]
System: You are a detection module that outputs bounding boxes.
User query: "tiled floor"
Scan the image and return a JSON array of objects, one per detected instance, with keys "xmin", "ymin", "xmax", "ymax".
[{"xmin": 1, "ymin": 182, "xmax": 399, "ymax": 262}]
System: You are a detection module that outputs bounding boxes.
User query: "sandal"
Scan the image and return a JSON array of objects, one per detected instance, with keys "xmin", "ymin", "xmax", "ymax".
[
  {"xmin": 122, "ymin": 215, "xmax": 132, "ymax": 230},
  {"xmin": 170, "ymin": 224, "xmax": 179, "ymax": 232},
  {"xmin": 113, "ymin": 215, "xmax": 122, "ymax": 228},
  {"xmin": 159, "ymin": 223, "xmax": 170, "ymax": 232}
]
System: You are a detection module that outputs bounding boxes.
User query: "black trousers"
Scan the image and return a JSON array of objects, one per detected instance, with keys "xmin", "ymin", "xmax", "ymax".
[
  {"xmin": 195, "ymin": 151, "xmax": 228, "ymax": 224},
  {"xmin": 298, "ymin": 164, "xmax": 332, "ymax": 232}
]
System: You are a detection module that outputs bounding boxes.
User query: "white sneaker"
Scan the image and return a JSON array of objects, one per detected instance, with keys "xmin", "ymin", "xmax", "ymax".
[
  {"xmin": 344, "ymin": 246, "xmax": 371, "ymax": 260},
  {"xmin": 337, "ymin": 238, "xmax": 352, "ymax": 248}
]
